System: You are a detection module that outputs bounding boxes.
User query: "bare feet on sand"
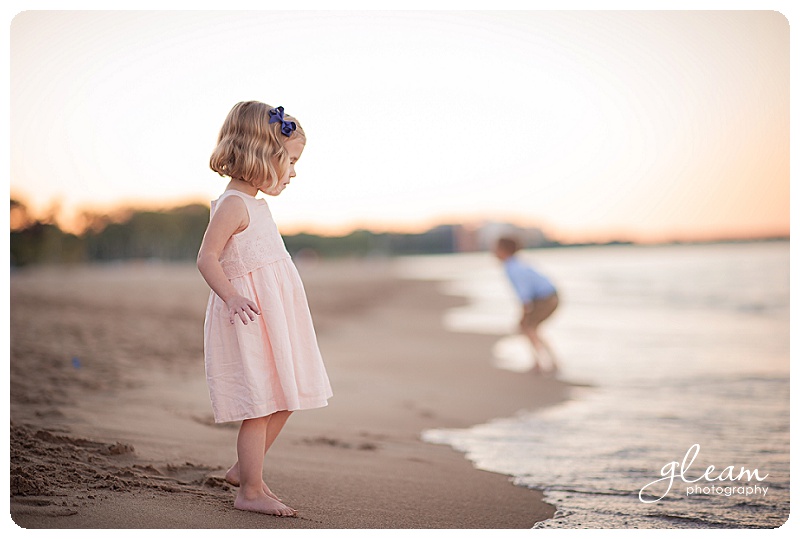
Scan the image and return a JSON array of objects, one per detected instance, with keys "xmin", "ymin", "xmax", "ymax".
[
  {"xmin": 234, "ymin": 490, "xmax": 297, "ymax": 517},
  {"xmin": 225, "ymin": 464, "xmax": 282, "ymax": 502}
]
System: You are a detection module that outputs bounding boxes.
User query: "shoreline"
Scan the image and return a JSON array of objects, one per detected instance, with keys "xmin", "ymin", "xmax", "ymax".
[{"xmin": 10, "ymin": 259, "xmax": 572, "ymax": 529}]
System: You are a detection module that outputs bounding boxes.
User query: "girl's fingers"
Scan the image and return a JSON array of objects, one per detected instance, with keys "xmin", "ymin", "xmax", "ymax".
[
  {"xmin": 240, "ymin": 305, "xmax": 256, "ymax": 322},
  {"xmin": 228, "ymin": 301, "xmax": 260, "ymax": 324},
  {"xmin": 233, "ymin": 309, "xmax": 256, "ymax": 324},
  {"xmin": 230, "ymin": 309, "xmax": 247, "ymax": 325},
  {"xmin": 245, "ymin": 301, "xmax": 260, "ymax": 318}
]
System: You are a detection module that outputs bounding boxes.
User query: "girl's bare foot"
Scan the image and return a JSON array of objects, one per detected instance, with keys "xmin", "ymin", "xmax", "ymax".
[
  {"xmin": 234, "ymin": 489, "xmax": 296, "ymax": 517},
  {"xmin": 225, "ymin": 463, "xmax": 281, "ymax": 501}
]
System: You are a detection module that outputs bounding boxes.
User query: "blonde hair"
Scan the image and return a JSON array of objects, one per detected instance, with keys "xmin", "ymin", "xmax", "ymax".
[{"xmin": 209, "ymin": 101, "xmax": 306, "ymax": 190}]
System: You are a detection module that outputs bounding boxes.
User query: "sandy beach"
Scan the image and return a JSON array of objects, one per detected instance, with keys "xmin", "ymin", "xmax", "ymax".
[{"xmin": 9, "ymin": 258, "xmax": 571, "ymax": 529}]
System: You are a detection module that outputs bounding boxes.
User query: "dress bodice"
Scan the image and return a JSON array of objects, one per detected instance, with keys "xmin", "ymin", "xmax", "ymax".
[{"xmin": 211, "ymin": 190, "xmax": 290, "ymax": 279}]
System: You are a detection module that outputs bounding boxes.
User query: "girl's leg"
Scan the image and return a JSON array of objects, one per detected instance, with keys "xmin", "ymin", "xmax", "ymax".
[
  {"xmin": 226, "ymin": 410, "xmax": 293, "ymax": 500},
  {"xmin": 232, "ymin": 416, "xmax": 295, "ymax": 516},
  {"xmin": 264, "ymin": 410, "xmax": 292, "ymax": 453}
]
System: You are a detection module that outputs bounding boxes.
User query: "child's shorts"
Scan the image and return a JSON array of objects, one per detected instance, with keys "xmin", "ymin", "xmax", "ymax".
[{"xmin": 521, "ymin": 292, "xmax": 559, "ymax": 328}]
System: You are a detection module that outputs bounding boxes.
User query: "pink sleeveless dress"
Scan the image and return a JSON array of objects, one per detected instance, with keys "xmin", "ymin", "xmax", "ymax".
[{"xmin": 203, "ymin": 190, "xmax": 332, "ymax": 423}]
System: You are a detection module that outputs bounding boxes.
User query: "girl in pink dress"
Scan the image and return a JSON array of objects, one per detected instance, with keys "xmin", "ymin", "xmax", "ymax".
[{"xmin": 197, "ymin": 101, "xmax": 332, "ymax": 517}]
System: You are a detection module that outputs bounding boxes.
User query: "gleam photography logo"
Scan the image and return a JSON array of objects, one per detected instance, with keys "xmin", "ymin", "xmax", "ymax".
[{"xmin": 639, "ymin": 444, "xmax": 769, "ymax": 503}]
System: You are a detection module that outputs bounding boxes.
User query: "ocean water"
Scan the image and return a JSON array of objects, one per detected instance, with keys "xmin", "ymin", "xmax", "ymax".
[{"xmin": 395, "ymin": 242, "xmax": 789, "ymax": 529}]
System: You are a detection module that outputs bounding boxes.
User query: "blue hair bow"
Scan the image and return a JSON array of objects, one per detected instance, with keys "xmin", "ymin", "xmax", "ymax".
[{"xmin": 268, "ymin": 106, "xmax": 297, "ymax": 137}]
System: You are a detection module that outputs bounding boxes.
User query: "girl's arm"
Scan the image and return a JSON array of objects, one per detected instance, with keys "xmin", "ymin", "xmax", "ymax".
[{"xmin": 196, "ymin": 196, "xmax": 261, "ymax": 325}]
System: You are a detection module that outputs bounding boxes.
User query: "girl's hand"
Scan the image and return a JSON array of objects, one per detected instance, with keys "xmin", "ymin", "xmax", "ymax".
[{"xmin": 226, "ymin": 295, "xmax": 261, "ymax": 325}]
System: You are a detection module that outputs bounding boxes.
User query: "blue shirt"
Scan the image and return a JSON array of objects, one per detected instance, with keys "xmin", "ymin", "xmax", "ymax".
[{"xmin": 503, "ymin": 256, "xmax": 556, "ymax": 304}]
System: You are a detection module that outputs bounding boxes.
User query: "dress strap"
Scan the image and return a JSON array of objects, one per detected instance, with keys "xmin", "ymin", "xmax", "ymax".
[
  {"xmin": 211, "ymin": 190, "xmax": 255, "ymax": 218},
  {"xmin": 218, "ymin": 190, "xmax": 256, "ymax": 203}
]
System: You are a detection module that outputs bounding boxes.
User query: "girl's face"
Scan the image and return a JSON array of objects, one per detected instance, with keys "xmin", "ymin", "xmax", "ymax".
[{"xmin": 260, "ymin": 137, "xmax": 305, "ymax": 197}]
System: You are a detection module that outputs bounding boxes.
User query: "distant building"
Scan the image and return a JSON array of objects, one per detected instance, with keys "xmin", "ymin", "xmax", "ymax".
[{"xmin": 454, "ymin": 223, "xmax": 480, "ymax": 252}]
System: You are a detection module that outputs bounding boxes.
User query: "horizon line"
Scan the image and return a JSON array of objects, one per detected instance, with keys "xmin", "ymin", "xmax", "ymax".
[{"xmin": 9, "ymin": 194, "xmax": 790, "ymax": 247}]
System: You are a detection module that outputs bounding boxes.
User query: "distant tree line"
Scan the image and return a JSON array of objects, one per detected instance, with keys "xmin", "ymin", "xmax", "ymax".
[
  {"xmin": 12, "ymin": 198, "xmax": 782, "ymax": 267},
  {"xmin": 9, "ymin": 199, "xmax": 460, "ymax": 267},
  {"xmin": 10, "ymin": 199, "xmax": 211, "ymax": 266},
  {"xmin": 282, "ymin": 226, "xmax": 458, "ymax": 258}
]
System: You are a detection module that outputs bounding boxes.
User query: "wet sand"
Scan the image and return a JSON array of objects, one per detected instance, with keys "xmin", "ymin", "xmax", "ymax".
[{"xmin": 9, "ymin": 258, "xmax": 571, "ymax": 529}]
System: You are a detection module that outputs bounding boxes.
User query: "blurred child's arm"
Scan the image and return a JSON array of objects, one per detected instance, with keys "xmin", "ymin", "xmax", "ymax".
[
  {"xmin": 519, "ymin": 302, "xmax": 534, "ymax": 328},
  {"xmin": 196, "ymin": 196, "xmax": 261, "ymax": 325}
]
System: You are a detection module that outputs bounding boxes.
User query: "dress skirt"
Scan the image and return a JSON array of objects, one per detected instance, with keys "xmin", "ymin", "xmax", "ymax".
[{"xmin": 203, "ymin": 257, "xmax": 333, "ymax": 423}]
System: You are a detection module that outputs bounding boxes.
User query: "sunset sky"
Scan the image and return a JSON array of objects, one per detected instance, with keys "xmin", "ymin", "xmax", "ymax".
[{"xmin": 8, "ymin": 7, "xmax": 791, "ymax": 243}]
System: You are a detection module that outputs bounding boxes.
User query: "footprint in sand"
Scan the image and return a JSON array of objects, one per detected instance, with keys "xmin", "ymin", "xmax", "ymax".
[{"xmin": 300, "ymin": 436, "xmax": 379, "ymax": 451}]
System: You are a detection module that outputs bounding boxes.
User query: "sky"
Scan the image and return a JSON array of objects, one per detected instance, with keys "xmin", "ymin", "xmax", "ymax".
[{"xmin": 8, "ymin": 6, "xmax": 792, "ymax": 243}]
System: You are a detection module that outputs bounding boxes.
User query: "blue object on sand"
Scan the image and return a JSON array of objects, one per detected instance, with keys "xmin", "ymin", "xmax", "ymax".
[{"xmin": 71, "ymin": 357, "xmax": 81, "ymax": 369}]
